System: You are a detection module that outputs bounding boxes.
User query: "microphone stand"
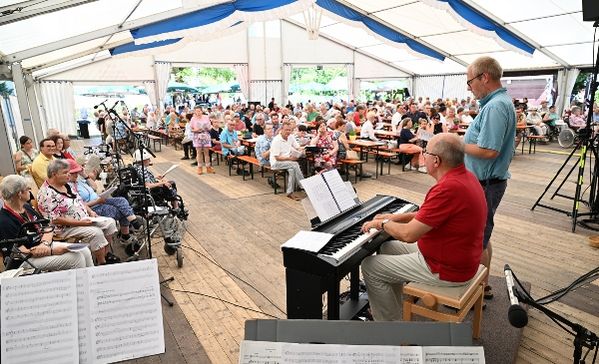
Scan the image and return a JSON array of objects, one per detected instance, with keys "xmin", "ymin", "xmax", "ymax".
[
  {"xmin": 511, "ymin": 269, "xmax": 598, "ymax": 364},
  {"xmin": 107, "ymin": 106, "xmax": 156, "ymax": 260}
]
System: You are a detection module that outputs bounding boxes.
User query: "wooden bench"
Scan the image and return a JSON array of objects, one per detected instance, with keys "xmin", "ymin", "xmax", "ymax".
[
  {"xmin": 147, "ymin": 135, "xmax": 162, "ymax": 152},
  {"xmin": 210, "ymin": 148, "xmax": 236, "ymax": 176},
  {"xmin": 524, "ymin": 134, "xmax": 545, "ymax": 154},
  {"xmin": 402, "ymin": 265, "xmax": 487, "ymax": 339},
  {"xmin": 235, "ymin": 155, "xmax": 289, "ymax": 194},
  {"xmin": 338, "ymin": 159, "xmax": 366, "ymax": 183}
]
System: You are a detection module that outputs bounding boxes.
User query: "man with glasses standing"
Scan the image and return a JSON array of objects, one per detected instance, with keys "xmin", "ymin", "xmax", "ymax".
[
  {"xmin": 360, "ymin": 133, "xmax": 486, "ymax": 321},
  {"xmin": 31, "ymin": 138, "xmax": 56, "ymax": 188},
  {"xmin": 463, "ymin": 56, "xmax": 516, "ymax": 301}
]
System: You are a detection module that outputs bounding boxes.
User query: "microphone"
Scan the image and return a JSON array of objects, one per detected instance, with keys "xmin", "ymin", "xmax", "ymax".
[
  {"xmin": 109, "ymin": 100, "xmax": 120, "ymax": 110},
  {"xmin": 93, "ymin": 99, "xmax": 108, "ymax": 109},
  {"xmin": 504, "ymin": 264, "xmax": 528, "ymax": 328}
]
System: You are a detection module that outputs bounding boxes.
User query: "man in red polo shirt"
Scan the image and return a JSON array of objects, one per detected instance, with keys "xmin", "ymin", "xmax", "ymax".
[{"xmin": 361, "ymin": 133, "xmax": 487, "ymax": 321}]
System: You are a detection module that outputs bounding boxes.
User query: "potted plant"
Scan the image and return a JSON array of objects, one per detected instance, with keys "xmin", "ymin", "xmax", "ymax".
[{"xmin": 348, "ymin": 129, "xmax": 357, "ymax": 141}]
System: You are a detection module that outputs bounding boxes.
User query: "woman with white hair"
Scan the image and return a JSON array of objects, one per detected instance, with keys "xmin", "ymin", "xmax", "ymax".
[
  {"xmin": 37, "ymin": 159, "xmax": 117, "ymax": 265},
  {"xmin": 0, "ymin": 174, "xmax": 93, "ymax": 270}
]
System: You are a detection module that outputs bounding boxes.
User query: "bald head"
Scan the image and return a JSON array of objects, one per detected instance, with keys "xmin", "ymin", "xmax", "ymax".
[{"xmin": 428, "ymin": 133, "xmax": 464, "ymax": 168}]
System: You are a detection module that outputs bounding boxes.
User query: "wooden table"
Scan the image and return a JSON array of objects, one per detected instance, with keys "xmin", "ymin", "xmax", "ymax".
[
  {"xmin": 348, "ymin": 139, "xmax": 387, "ymax": 178},
  {"xmin": 375, "ymin": 130, "xmax": 399, "ymax": 139}
]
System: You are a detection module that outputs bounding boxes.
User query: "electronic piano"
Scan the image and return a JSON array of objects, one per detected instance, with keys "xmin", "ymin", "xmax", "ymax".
[{"xmin": 282, "ymin": 194, "xmax": 418, "ymax": 320}]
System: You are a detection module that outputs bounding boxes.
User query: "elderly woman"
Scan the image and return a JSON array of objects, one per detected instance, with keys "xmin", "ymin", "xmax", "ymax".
[
  {"xmin": 13, "ymin": 135, "xmax": 39, "ymax": 178},
  {"xmin": 310, "ymin": 120, "xmax": 339, "ymax": 172},
  {"xmin": 332, "ymin": 120, "xmax": 350, "ymax": 160},
  {"xmin": 0, "ymin": 175, "xmax": 93, "ymax": 270},
  {"xmin": 37, "ymin": 159, "xmax": 118, "ymax": 265},
  {"xmin": 67, "ymin": 159, "xmax": 141, "ymax": 243}
]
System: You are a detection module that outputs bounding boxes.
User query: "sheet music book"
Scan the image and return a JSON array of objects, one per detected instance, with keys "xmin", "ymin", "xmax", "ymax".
[
  {"xmin": 300, "ymin": 170, "xmax": 359, "ymax": 222},
  {"xmin": 239, "ymin": 341, "xmax": 485, "ymax": 364},
  {"xmin": 98, "ymin": 186, "xmax": 117, "ymax": 199},
  {"xmin": 162, "ymin": 164, "xmax": 179, "ymax": 177},
  {"xmin": 0, "ymin": 259, "xmax": 165, "ymax": 364}
]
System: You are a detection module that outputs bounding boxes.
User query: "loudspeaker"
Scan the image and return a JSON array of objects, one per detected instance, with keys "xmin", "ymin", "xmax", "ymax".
[
  {"xmin": 316, "ymin": 65, "xmax": 323, "ymax": 71},
  {"xmin": 403, "ymin": 88, "xmax": 410, "ymax": 98},
  {"xmin": 583, "ymin": 0, "xmax": 599, "ymax": 21}
]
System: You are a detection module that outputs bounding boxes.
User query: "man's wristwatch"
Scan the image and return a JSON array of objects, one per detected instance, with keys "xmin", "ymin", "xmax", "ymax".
[{"xmin": 380, "ymin": 218, "xmax": 390, "ymax": 231}]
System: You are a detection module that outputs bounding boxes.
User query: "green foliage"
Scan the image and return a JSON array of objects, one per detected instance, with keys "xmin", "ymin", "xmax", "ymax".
[
  {"xmin": 0, "ymin": 82, "xmax": 13, "ymax": 97},
  {"xmin": 291, "ymin": 67, "xmax": 346, "ymax": 84},
  {"xmin": 573, "ymin": 72, "xmax": 590, "ymax": 95},
  {"xmin": 174, "ymin": 67, "xmax": 236, "ymax": 85}
]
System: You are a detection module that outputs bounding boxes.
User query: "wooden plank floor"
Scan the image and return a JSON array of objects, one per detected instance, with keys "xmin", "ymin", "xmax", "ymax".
[{"xmin": 82, "ymin": 139, "xmax": 599, "ymax": 364}]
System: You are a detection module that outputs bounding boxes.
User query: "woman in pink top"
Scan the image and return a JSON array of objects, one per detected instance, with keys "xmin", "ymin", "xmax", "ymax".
[{"xmin": 191, "ymin": 106, "xmax": 214, "ymax": 175}]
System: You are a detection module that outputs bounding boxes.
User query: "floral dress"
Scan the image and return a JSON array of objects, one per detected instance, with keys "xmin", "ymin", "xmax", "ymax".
[
  {"xmin": 191, "ymin": 115, "xmax": 212, "ymax": 148},
  {"xmin": 313, "ymin": 132, "xmax": 337, "ymax": 172}
]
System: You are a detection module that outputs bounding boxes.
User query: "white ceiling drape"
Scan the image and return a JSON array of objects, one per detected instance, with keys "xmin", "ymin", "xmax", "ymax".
[
  {"xmin": 154, "ymin": 61, "xmax": 171, "ymax": 111},
  {"xmin": 555, "ymin": 68, "xmax": 580, "ymax": 116},
  {"xmin": 38, "ymin": 81, "xmax": 76, "ymax": 136},
  {"xmin": 234, "ymin": 64, "xmax": 250, "ymax": 101}
]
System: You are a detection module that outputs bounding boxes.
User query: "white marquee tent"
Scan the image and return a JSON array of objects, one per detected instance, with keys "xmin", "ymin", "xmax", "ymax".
[{"xmin": 0, "ymin": 0, "xmax": 595, "ymax": 174}]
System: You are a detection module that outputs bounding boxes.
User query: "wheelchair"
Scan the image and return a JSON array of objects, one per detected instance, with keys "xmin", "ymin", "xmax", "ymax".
[{"xmin": 113, "ymin": 166, "xmax": 188, "ymax": 267}]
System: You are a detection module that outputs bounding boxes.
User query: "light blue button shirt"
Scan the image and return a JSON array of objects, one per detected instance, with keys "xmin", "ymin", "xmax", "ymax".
[{"xmin": 464, "ymin": 88, "xmax": 516, "ymax": 180}]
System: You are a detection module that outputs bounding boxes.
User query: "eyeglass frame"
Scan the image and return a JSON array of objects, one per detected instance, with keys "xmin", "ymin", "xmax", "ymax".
[
  {"xmin": 423, "ymin": 148, "xmax": 441, "ymax": 164},
  {"xmin": 466, "ymin": 73, "xmax": 484, "ymax": 87}
]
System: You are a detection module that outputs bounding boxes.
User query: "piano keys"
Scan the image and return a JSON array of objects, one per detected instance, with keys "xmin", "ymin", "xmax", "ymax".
[{"xmin": 282, "ymin": 194, "xmax": 419, "ymax": 320}]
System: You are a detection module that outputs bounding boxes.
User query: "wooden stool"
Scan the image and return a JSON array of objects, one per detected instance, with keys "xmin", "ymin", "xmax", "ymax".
[{"xmin": 402, "ymin": 265, "xmax": 487, "ymax": 339}]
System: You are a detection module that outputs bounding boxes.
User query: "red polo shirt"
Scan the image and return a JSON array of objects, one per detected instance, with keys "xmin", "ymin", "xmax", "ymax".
[{"xmin": 415, "ymin": 164, "xmax": 486, "ymax": 282}]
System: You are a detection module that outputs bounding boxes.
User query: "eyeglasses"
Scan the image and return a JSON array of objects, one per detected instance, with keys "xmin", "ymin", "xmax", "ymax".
[
  {"xmin": 467, "ymin": 73, "xmax": 484, "ymax": 87},
  {"xmin": 423, "ymin": 149, "xmax": 441, "ymax": 163}
]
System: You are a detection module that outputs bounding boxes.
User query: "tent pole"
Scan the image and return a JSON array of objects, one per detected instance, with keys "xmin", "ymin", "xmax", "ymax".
[
  {"xmin": 25, "ymin": 74, "xmax": 44, "ymax": 143},
  {"xmin": 11, "ymin": 62, "xmax": 36, "ymax": 143}
]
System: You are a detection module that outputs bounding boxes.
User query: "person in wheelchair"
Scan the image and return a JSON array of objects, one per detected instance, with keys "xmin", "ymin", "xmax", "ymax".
[
  {"xmin": 132, "ymin": 149, "xmax": 187, "ymax": 219},
  {"xmin": 542, "ymin": 105, "xmax": 559, "ymax": 140},
  {"xmin": 37, "ymin": 159, "xmax": 118, "ymax": 265},
  {"xmin": 67, "ymin": 159, "xmax": 142, "ymax": 243},
  {"xmin": 0, "ymin": 175, "xmax": 93, "ymax": 271}
]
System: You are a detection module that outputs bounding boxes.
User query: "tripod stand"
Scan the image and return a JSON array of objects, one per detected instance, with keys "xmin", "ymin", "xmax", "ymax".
[{"xmin": 532, "ymin": 28, "xmax": 599, "ymax": 232}]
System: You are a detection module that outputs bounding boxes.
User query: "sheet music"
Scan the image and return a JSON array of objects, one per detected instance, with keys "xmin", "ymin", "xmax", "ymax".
[
  {"xmin": 98, "ymin": 186, "xmax": 117, "ymax": 199},
  {"xmin": 87, "ymin": 259, "xmax": 164, "ymax": 364},
  {"xmin": 300, "ymin": 174, "xmax": 340, "ymax": 221},
  {"xmin": 162, "ymin": 164, "xmax": 179, "ymax": 177},
  {"xmin": 422, "ymin": 346, "xmax": 485, "ymax": 364},
  {"xmin": 76, "ymin": 269, "xmax": 92, "ymax": 364},
  {"xmin": 239, "ymin": 341, "xmax": 401, "ymax": 364},
  {"xmin": 1, "ymin": 270, "xmax": 79, "ymax": 364},
  {"xmin": 401, "ymin": 346, "xmax": 423, "ymax": 364},
  {"xmin": 281, "ymin": 230, "xmax": 334, "ymax": 252},
  {"xmin": 239, "ymin": 340, "xmax": 282, "ymax": 364},
  {"xmin": 322, "ymin": 170, "xmax": 358, "ymax": 212}
]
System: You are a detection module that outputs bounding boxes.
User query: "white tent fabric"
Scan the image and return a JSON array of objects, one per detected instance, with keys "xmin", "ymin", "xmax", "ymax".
[
  {"xmin": 154, "ymin": 62, "xmax": 172, "ymax": 111},
  {"xmin": 234, "ymin": 64, "xmax": 250, "ymax": 101},
  {"xmin": 282, "ymin": 64, "xmax": 292, "ymax": 105},
  {"xmin": 143, "ymin": 81, "xmax": 158, "ymax": 109},
  {"xmin": 346, "ymin": 64, "xmax": 354, "ymax": 102},
  {"xmin": 442, "ymin": 75, "xmax": 469, "ymax": 101},
  {"xmin": 38, "ymin": 81, "xmax": 76, "ymax": 136},
  {"xmin": 555, "ymin": 68, "xmax": 581, "ymax": 116}
]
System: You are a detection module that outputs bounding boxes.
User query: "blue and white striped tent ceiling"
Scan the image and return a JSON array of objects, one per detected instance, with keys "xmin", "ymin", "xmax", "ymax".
[{"xmin": 0, "ymin": 0, "xmax": 593, "ymax": 77}]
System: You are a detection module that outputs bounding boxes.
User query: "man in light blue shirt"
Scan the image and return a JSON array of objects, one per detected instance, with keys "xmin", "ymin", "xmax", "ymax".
[{"xmin": 463, "ymin": 56, "xmax": 516, "ymax": 301}]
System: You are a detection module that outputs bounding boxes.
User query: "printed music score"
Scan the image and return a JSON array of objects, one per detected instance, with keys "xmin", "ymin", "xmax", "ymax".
[
  {"xmin": 239, "ymin": 341, "xmax": 485, "ymax": 364},
  {"xmin": 0, "ymin": 259, "xmax": 164, "ymax": 364},
  {"xmin": 1, "ymin": 270, "xmax": 79, "ymax": 364}
]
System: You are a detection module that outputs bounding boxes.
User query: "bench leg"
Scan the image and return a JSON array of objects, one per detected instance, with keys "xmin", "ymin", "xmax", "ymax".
[{"xmin": 402, "ymin": 299, "xmax": 413, "ymax": 321}]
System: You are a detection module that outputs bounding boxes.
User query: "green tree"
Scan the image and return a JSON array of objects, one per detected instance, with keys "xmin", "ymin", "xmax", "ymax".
[{"xmin": 0, "ymin": 82, "xmax": 13, "ymax": 97}]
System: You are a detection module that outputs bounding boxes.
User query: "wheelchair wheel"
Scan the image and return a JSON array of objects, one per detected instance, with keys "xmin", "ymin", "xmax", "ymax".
[
  {"xmin": 176, "ymin": 248, "xmax": 184, "ymax": 268},
  {"xmin": 558, "ymin": 129, "xmax": 575, "ymax": 148},
  {"xmin": 164, "ymin": 241, "xmax": 177, "ymax": 255}
]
